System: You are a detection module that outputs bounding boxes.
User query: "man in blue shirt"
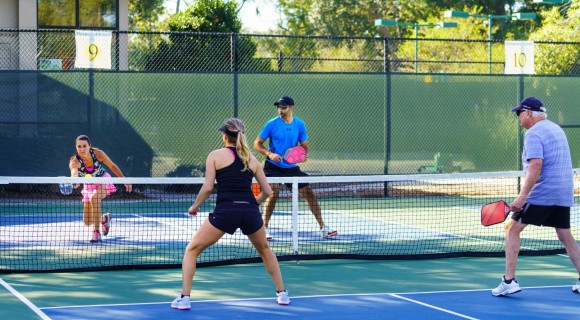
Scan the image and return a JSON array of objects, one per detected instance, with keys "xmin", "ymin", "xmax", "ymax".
[
  {"xmin": 254, "ymin": 96, "xmax": 337, "ymax": 241},
  {"xmin": 492, "ymin": 97, "xmax": 580, "ymax": 296}
]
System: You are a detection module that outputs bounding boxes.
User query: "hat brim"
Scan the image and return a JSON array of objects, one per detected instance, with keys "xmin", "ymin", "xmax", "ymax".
[
  {"xmin": 511, "ymin": 105, "xmax": 524, "ymax": 113},
  {"xmin": 274, "ymin": 101, "xmax": 288, "ymax": 106},
  {"xmin": 218, "ymin": 124, "xmax": 227, "ymax": 133}
]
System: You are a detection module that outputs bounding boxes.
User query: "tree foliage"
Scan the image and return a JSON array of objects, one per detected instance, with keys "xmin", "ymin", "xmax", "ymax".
[
  {"xmin": 168, "ymin": 0, "xmax": 242, "ymax": 32},
  {"xmin": 528, "ymin": 1, "xmax": 580, "ymax": 74},
  {"xmin": 129, "ymin": 0, "xmax": 167, "ymax": 31},
  {"xmin": 275, "ymin": 0, "xmax": 530, "ymax": 38},
  {"xmin": 269, "ymin": 1, "xmax": 556, "ymax": 74},
  {"xmin": 147, "ymin": 0, "xmax": 271, "ymax": 71},
  {"xmin": 394, "ymin": 7, "xmax": 494, "ymax": 73}
]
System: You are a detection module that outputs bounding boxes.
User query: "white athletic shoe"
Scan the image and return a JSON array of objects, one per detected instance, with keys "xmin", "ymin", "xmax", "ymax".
[
  {"xmin": 320, "ymin": 225, "xmax": 338, "ymax": 239},
  {"xmin": 171, "ymin": 294, "xmax": 191, "ymax": 310},
  {"xmin": 492, "ymin": 276, "xmax": 521, "ymax": 296},
  {"xmin": 265, "ymin": 228, "xmax": 273, "ymax": 241},
  {"xmin": 573, "ymin": 280, "xmax": 580, "ymax": 294},
  {"xmin": 276, "ymin": 290, "xmax": 290, "ymax": 305}
]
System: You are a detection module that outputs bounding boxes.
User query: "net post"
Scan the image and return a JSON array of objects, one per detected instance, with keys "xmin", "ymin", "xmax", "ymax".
[{"xmin": 291, "ymin": 177, "xmax": 299, "ymax": 257}]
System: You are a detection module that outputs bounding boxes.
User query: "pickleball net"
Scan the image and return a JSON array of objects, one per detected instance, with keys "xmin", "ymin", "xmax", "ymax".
[{"xmin": 1, "ymin": 171, "xmax": 579, "ymax": 272}]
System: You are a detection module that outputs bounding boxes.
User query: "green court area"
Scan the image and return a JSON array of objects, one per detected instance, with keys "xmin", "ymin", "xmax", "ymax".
[{"xmin": 2, "ymin": 255, "xmax": 579, "ymax": 320}]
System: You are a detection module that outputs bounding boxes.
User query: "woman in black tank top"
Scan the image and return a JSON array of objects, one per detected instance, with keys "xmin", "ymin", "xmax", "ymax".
[{"xmin": 171, "ymin": 118, "xmax": 290, "ymax": 310}]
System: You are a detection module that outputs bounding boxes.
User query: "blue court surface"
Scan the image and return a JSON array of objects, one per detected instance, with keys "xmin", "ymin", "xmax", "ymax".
[{"xmin": 41, "ymin": 286, "xmax": 579, "ymax": 320}]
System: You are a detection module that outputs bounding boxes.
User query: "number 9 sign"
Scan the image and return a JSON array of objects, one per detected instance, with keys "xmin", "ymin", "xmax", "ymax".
[
  {"xmin": 74, "ymin": 30, "xmax": 112, "ymax": 69},
  {"xmin": 88, "ymin": 44, "xmax": 99, "ymax": 61}
]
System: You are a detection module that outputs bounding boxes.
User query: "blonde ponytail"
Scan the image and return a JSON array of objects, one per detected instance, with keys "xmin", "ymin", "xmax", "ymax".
[{"xmin": 235, "ymin": 131, "xmax": 251, "ymax": 172}]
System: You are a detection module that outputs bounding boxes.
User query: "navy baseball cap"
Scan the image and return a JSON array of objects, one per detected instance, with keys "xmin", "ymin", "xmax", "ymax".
[
  {"xmin": 511, "ymin": 97, "xmax": 546, "ymax": 113},
  {"xmin": 274, "ymin": 96, "xmax": 295, "ymax": 106}
]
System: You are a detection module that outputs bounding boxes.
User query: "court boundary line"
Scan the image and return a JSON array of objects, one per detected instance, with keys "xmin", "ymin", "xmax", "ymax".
[
  {"xmin": 265, "ymin": 209, "xmax": 464, "ymax": 243},
  {"xmin": 389, "ymin": 293, "xmax": 478, "ymax": 319},
  {"xmin": 39, "ymin": 285, "xmax": 575, "ymax": 310},
  {"xmin": 0, "ymin": 277, "xmax": 52, "ymax": 320}
]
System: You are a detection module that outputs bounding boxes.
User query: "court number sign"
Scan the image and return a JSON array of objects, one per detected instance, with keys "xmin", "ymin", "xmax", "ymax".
[
  {"xmin": 505, "ymin": 41, "xmax": 534, "ymax": 74},
  {"xmin": 74, "ymin": 30, "xmax": 112, "ymax": 69}
]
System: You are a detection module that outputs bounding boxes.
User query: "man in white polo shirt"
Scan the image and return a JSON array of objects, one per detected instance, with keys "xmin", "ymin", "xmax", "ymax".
[{"xmin": 492, "ymin": 96, "xmax": 580, "ymax": 296}]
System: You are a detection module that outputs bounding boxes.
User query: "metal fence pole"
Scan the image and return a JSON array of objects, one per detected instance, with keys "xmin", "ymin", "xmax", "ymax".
[
  {"xmin": 87, "ymin": 70, "xmax": 94, "ymax": 136},
  {"xmin": 231, "ymin": 33, "xmax": 238, "ymax": 118},
  {"xmin": 384, "ymin": 38, "xmax": 391, "ymax": 196},
  {"xmin": 517, "ymin": 75, "xmax": 524, "ymax": 192},
  {"xmin": 278, "ymin": 51, "xmax": 284, "ymax": 72}
]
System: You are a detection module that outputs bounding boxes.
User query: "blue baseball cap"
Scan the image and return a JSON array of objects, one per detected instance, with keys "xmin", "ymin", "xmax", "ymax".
[
  {"xmin": 274, "ymin": 96, "xmax": 295, "ymax": 106},
  {"xmin": 511, "ymin": 97, "xmax": 546, "ymax": 113}
]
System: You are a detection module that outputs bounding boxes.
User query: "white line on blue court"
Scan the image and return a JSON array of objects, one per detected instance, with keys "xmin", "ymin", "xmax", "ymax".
[
  {"xmin": 0, "ymin": 277, "xmax": 52, "ymax": 320},
  {"xmin": 39, "ymin": 285, "xmax": 575, "ymax": 310},
  {"xmin": 396, "ymin": 284, "xmax": 572, "ymax": 295},
  {"xmin": 389, "ymin": 293, "xmax": 479, "ymax": 319}
]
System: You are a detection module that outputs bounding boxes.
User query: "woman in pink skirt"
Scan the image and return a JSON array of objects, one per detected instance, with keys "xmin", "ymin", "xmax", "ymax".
[{"xmin": 69, "ymin": 135, "xmax": 132, "ymax": 243}]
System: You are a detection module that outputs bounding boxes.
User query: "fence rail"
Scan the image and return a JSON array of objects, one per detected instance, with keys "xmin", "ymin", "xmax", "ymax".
[{"xmin": 1, "ymin": 29, "xmax": 579, "ymax": 74}]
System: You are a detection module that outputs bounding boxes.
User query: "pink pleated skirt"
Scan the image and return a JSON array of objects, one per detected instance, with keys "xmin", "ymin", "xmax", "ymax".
[{"xmin": 81, "ymin": 172, "xmax": 117, "ymax": 203}]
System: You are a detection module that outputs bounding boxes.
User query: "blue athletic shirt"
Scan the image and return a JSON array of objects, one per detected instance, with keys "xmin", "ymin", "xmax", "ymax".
[
  {"xmin": 258, "ymin": 116, "xmax": 308, "ymax": 169},
  {"xmin": 523, "ymin": 119, "xmax": 573, "ymax": 207}
]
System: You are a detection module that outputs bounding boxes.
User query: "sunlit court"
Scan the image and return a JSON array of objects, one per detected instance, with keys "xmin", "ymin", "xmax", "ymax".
[
  {"xmin": 2, "ymin": 174, "xmax": 580, "ymax": 319},
  {"xmin": 3, "ymin": 1, "xmax": 580, "ymax": 319}
]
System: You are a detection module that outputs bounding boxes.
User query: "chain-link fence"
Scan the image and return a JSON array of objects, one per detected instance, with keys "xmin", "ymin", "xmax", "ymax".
[
  {"xmin": 1, "ymin": 29, "xmax": 580, "ymax": 177},
  {"xmin": 3, "ymin": 29, "xmax": 580, "ymax": 74}
]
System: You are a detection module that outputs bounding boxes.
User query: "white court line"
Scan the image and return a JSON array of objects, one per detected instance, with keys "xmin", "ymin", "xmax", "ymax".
[
  {"xmin": 127, "ymin": 212, "xmax": 201, "ymax": 233},
  {"xmin": 0, "ymin": 278, "xmax": 52, "ymax": 320},
  {"xmin": 40, "ymin": 285, "xmax": 572, "ymax": 310},
  {"xmin": 389, "ymin": 293, "xmax": 478, "ymax": 320}
]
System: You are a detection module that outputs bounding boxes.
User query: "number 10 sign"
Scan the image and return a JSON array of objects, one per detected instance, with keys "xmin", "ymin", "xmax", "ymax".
[{"xmin": 505, "ymin": 41, "xmax": 534, "ymax": 74}]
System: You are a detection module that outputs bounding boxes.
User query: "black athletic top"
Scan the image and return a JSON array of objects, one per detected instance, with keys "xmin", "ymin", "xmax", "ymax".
[
  {"xmin": 76, "ymin": 149, "xmax": 106, "ymax": 177},
  {"xmin": 215, "ymin": 147, "xmax": 257, "ymax": 204}
]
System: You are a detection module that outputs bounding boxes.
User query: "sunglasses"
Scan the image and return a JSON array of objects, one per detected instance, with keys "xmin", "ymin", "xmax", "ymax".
[
  {"xmin": 516, "ymin": 109, "xmax": 528, "ymax": 117},
  {"xmin": 277, "ymin": 105, "xmax": 289, "ymax": 110}
]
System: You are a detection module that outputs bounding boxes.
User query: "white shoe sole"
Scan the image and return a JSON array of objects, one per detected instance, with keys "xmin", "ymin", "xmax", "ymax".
[
  {"xmin": 171, "ymin": 303, "xmax": 191, "ymax": 310},
  {"xmin": 321, "ymin": 231, "xmax": 338, "ymax": 239},
  {"xmin": 492, "ymin": 288, "xmax": 521, "ymax": 296}
]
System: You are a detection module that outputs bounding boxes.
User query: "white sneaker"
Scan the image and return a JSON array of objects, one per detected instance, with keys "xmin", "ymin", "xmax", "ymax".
[
  {"xmin": 171, "ymin": 294, "xmax": 191, "ymax": 310},
  {"xmin": 492, "ymin": 276, "xmax": 521, "ymax": 296},
  {"xmin": 265, "ymin": 228, "xmax": 273, "ymax": 241},
  {"xmin": 320, "ymin": 225, "xmax": 338, "ymax": 239},
  {"xmin": 573, "ymin": 279, "xmax": 580, "ymax": 294},
  {"xmin": 276, "ymin": 290, "xmax": 290, "ymax": 305}
]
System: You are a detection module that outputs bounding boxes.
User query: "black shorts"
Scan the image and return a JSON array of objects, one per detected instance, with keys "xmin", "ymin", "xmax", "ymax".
[
  {"xmin": 208, "ymin": 201, "xmax": 263, "ymax": 235},
  {"xmin": 511, "ymin": 204, "xmax": 571, "ymax": 228},
  {"xmin": 264, "ymin": 161, "xmax": 309, "ymax": 189}
]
